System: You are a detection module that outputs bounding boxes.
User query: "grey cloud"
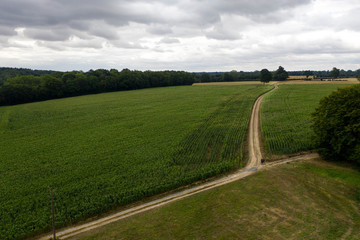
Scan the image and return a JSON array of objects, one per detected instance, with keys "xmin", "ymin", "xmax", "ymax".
[
  {"xmin": 215, "ymin": 0, "xmax": 312, "ymax": 15},
  {"xmin": 36, "ymin": 37, "xmax": 105, "ymax": 50},
  {"xmin": 205, "ymin": 23, "xmax": 242, "ymax": 41},
  {"xmin": 147, "ymin": 24, "xmax": 173, "ymax": 35},
  {"xmin": 189, "ymin": 0, "xmax": 312, "ymax": 25},
  {"xmin": 87, "ymin": 22, "xmax": 120, "ymax": 40},
  {"xmin": 24, "ymin": 27, "xmax": 74, "ymax": 41},
  {"xmin": 0, "ymin": 0, "xmax": 313, "ymax": 38},
  {"xmin": 110, "ymin": 39, "xmax": 145, "ymax": 49},
  {"xmin": 0, "ymin": 26, "xmax": 16, "ymax": 36}
]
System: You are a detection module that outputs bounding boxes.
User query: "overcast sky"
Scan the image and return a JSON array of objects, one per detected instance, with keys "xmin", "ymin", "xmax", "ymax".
[{"xmin": 0, "ymin": 0, "xmax": 359, "ymax": 72}]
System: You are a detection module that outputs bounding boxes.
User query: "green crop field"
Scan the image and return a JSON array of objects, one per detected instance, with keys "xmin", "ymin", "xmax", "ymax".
[
  {"xmin": 0, "ymin": 84, "xmax": 271, "ymax": 240},
  {"xmin": 260, "ymin": 84, "xmax": 356, "ymax": 157}
]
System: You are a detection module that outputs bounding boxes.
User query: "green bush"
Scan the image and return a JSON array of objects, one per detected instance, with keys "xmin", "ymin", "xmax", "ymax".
[{"xmin": 311, "ymin": 84, "xmax": 360, "ymax": 164}]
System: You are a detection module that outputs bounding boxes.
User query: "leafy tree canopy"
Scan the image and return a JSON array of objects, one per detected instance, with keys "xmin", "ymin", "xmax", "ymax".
[
  {"xmin": 273, "ymin": 66, "xmax": 289, "ymax": 81},
  {"xmin": 260, "ymin": 69, "xmax": 272, "ymax": 83},
  {"xmin": 330, "ymin": 67, "xmax": 340, "ymax": 79},
  {"xmin": 0, "ymin": 69, "xmax": 195, "ymax": 106},
  {"xmin": 311, "ymin": 84, "xmax": 360, "ymax": 164}
]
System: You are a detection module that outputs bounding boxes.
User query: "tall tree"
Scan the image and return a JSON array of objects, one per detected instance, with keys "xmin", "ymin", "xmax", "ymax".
[
  {"xmin": 330, "ymin": 67, "xmax": 340, "ymax": 79},
  {"xmin": 273, "ymin": 66, "xmax": 289, "ymax": 81},
  {"xmin": 260, "ymin": 69, "xmax": 272, "ymax": 84}
]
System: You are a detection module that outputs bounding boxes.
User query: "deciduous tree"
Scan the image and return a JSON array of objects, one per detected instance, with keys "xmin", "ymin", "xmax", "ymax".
[
  {"xmin": 311, "ymin": 85, "xmax": 360, "ymax": 164},
  {"xmin": 260, "ymin": 69, "xmax": 272, "ymax": 84},
  {"xmin": 273, "ymin": 66, "xmax": 288, "ymax": 81},
  {"xmin": 330, "ymin": 67, "xmax": 340, "ymax": 79}
]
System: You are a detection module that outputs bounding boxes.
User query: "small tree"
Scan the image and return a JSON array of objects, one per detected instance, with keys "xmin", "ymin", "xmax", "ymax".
[
  {"xmin": 273, "ymin": 66, "xmax": 289, "ymax": 81},
  {"xmin": 260, "ymin": 69, "xmax": 272, "ymax": 84},
  {"xmin": 311, "ymin": 84, "xmax": 360, "ymax": 164},
  {"xmin": 330, "ymin": 67, "xmax": 340, "ymax": 79},
  {"xmin": 357, "ymin": 74, "xmax": 360, "ymax": 82}
]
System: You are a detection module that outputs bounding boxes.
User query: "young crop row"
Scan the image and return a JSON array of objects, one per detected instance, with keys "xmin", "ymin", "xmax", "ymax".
[
  {"xmin": 260, "ymin": 84, "xmax": 355, "ymax": 157},
  {"xmin": 172, "ymin": 94, "xmax": 251, "ymax": 169},
  {"xmin": 0, "ymin": 85, "xmax": 272, "ymax": 239}
]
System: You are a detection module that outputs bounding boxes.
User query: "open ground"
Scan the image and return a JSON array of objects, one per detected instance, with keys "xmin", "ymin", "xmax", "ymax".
[{"xmin": 1, "ymin": 80, "xmax": 358, "ymax": 239}]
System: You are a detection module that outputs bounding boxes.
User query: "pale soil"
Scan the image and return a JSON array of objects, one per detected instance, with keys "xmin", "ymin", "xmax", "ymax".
[{"xmin": 39, "ymin": 84, "xmax": 318, "ymax": 240}]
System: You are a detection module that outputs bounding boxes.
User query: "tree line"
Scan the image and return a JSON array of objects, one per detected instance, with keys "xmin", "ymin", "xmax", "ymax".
[
  {"xmin": 260, "ymin": 66, "xmax": 360, "ymax": 83},
  {"xmin": 260, "ymin": 66, "xmax": 289, "ymax": 83},
  {"xmin": 196, "ymin": 68, "xmax": 360, "ymax": 83},
  {"xmin": 0, "ymin": 69, "xmax": 195, "ymax": 106},
  {"xmin": 1, "ymin": 66, "xmax": 359, "ymax": 105},
  {"xmin": 290, "ymin": 68, "xmax": 360, "ymax": 79},
  {"xmin": 0, "ymin": 67, "xmax": 56, "ymax": 86},
  {"xmin": 196, "ymin": 71, "xmax": 261, "ymax": 82}
]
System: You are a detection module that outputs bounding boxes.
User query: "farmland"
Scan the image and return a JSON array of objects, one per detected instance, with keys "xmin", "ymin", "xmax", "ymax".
[
  {"xmin": 260, "ymin": 84, "xmax": 356, "ymax": 157},
  {"xmin": 68, "ymin": 159, "xmax": 360, "ymax": 240},
  {"xmin": 0, "ymin": 84, "xmax": 271, "ymax": 239}
]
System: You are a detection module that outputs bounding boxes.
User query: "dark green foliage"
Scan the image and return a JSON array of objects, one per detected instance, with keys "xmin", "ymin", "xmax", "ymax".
[
  {"xmin": 0, "ymin": 69, "xmax": 195, "ymax": 106},
  {"xmin": 303, "ymin": 70, "xmax": 313, "ymax": 79},
  {"xmin": 330, "ymin": 67, "xmax": 340, "ymax": 79},
  {"xmin": 273, "ymin": 66, "xmax": 289, "ymax": 81},
  {"xmin": 0, "ymin": 67, "xmax": 57, "ymax": 86},
  {"xmin": 288, "ymin": 69, "xmax": 360, "ymax": 78},
  {"xmin": 260, "ymin": 69, "xmax": 272, "ymax": 83},
  {"xmin": 311, "ymin": 84, "xmax": 360, "ymax": 164},
  {"xmin": 195, "ymin": 71, "xmax": 261, "ymax": 83}
]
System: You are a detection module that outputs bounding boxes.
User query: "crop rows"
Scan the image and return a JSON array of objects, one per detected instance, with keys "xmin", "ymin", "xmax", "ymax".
[
  {"xmin": 260, "ymin": 84, "xmax": 355, "ymax": 156},
  {"xmin": 0, "ymin": 84, "xmax": 271, "ymax": 239}
]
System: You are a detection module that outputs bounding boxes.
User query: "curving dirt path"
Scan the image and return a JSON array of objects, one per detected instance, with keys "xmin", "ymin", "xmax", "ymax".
[{"xmin": 39, "ymin": 83, "xmax": 316, "ymax": 240}]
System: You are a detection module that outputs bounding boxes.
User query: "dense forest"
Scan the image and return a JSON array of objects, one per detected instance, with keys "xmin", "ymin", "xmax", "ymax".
[
  {"xmin": 0, "ymin": 67, "xmax": 56, "ymax": 86},
  {"xmin": 0, "ymin": 68, "xmax": 195, "ymax": 105},
  {"xmin": 1, "ymin": 67, "xmax": 359, "ymax": 106}
]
